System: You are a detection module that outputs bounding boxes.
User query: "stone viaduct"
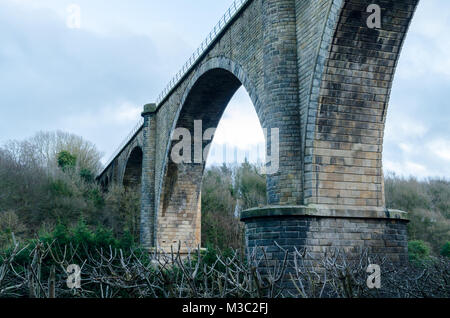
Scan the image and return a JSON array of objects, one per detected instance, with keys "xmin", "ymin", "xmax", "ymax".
[{"xmin": 97, "ymin": 0, "xmax": 419, "ymax": 262}]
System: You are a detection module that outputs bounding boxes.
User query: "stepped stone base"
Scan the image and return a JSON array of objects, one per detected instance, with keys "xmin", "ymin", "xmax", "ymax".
[{"xmin": 241, "ymin": 206, "xmax": 409, "ymax": 264}]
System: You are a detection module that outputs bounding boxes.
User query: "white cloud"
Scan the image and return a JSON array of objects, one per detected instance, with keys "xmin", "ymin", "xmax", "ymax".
[
  {"xmin": 205, "ymin": 87, "xmax": 265, "ymax": 166},
  {"xmin": 405, "ymin": 161, "xmax": 428, "ymax": 175},
  {"xmin": 61, "ymin": 101, "xmax": 141, "ymax": 128},
  {"xmin": 398, "ymin": 142, "xmax": 413, "ymax": 154},
  {"xmin": 396, "ymin": 0, "xmax": 450, "ymax": 80},
  {"xmin": 212, "ymin": 87, "xmax": 265, "ymax": 148},
  {"xmin": 427, "ymin": 139, "xmax": 450, "ymax": 161},
  {"xmin": 57, "ymin": 101, "xmax": 142, "ymax": 164},
  {"xmin": 384, "ymin": 116, "xmax": 428, "ymax": 142},
  {"xmin": 109, "ymin": 102, "xmax": 142, "ymax": 123},
  {"xmin": 384, "ymin": 160, "xmax": 429, "ymax": 179}
]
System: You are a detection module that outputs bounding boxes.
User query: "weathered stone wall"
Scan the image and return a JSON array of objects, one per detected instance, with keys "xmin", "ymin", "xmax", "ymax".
[
  {"xmin": 305, "ymin": 0, "xmax": 419, "ymax": 207},
  {"xmin": 262, "ymin": 0, "xmax": 302, "ymax": 205},
  {"xmin": 97, "ymin": 0, "xmax": 420, "ymax": 256},
  {"xmin": 140, "ymin": 105, "xmax": 157, "ymax": 248},
  {"xmin": 153, "ymin": 0, "xmax": 266, "ymax": 252},
  {"xmin": 242, "ymin": 209, "xmax": 408, "ymax": 294},
  {"xmin": 243, "ymin": 210, "xmax": 409, "ymax": 264},
  {"xmin": 296, "ymin": 0, "xmax": 344, "ymax": 199}
]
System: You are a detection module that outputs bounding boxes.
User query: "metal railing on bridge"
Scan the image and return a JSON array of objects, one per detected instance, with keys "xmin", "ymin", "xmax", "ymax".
[
  {"xmin": 101, "ymin": 118, "xmax": 144, "ymax": 173},
  {"xmin": 155, "ymin": 0, "xmax": 249, "ymax": 106},
  {"xmin": 99, "ymin": 0, "xmax": 250, "ymax": 175}
]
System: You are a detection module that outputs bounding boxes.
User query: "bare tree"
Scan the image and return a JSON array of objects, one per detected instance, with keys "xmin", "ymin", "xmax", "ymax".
[{"xmin": 30, "ymin": 130, "xmax": 104, "ymax": 175}]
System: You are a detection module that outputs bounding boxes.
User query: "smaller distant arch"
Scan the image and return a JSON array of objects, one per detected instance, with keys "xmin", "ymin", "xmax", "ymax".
[
  {"xmin": 101, "ymin": 176, "xmax": 109, "ymax": 192},
  {"xmin": 123, "ymin": 146, "xmax": 143, "ymax": 190}
]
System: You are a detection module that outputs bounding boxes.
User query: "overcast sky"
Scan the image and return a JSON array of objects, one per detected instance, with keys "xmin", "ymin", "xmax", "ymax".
[{"xmin": 0, "ymin": 0, "xmax": 449, "ymax": 179}]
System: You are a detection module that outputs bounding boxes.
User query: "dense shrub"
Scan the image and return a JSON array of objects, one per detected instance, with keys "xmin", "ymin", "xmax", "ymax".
[
  {"xmin": 1, "ymin": 132, "xmax": 450, "ymax": 260},
  {"xmin": 385, "ymin": 174, "xmax": 450, "ymax": 254},
  {"xmin": 0, "ymin": 239, "xmax": 448, "ymax": 298},
  {"xmin": 201, "ymin": 165, "xmax": 242, "ymax": 250},
  {"xmin": 79, "ymin": 168, "xmax": 95, "ymax": 183},
  {"xmin": 200, "ymin": 162, "xmax": 266, "ymax": 250},
  {"xmin": 234, "ymin": 161, "xmax": 266, "ymax": 210},
  {"xmin": 408, "ymin": 240, "xmax": 431, "ymax": 263},
  {"xmin": 42, "ymin": 220, "xmax": 135, "ymax": 252},
  {"xmin": 0, "ymin": 221, "xmax": 138, "ymax": 276},
  {"xmin": 0, "ymin": 210, "xmax": 26, "ymax": 248},
  {"xmin": 0, "ymin": 133, "xmax": 139, "ymax": 248},
  {"xmin": 441, "ymin": 242, "xmax": 450, "ymax": 258},
  {"xmin": 102, "ymin": 184, "xmax": 140, "ymax": 243}
]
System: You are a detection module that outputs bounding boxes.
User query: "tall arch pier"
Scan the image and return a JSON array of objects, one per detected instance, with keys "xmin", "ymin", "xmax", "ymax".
[{"xmin": 97, "ymin": 0, "xmax": 419, "ymax": 263}]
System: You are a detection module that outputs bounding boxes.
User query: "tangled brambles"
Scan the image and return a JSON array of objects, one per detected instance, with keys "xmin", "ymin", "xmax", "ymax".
[{"xmin": 0, "ymin": 234, "xmax": 448, "ymax": 298}]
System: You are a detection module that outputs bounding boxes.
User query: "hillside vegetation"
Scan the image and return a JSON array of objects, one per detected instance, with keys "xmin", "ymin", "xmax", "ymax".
[
  {"xmin": 385, "ymin": 173, "xmax": 450, "ymax": 254},
  {"xmin": 0, "ymin": 131, "xmax": 449, "ymax": 257}
]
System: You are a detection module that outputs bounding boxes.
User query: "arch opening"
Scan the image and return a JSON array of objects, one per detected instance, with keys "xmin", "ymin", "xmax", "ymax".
[
  {"xmin": 383, "ymin": 0, "xmax": 450, "ymax": 181},
  {"xmin": 157, "ymin": 66, "xmax": 266, "ymax": 251},
  {"xmin": 123, "ymin": 146, "xmax": 143, "ymax": 190},
  {"xmin": 101, "ymin": 176, "xmax": 109, "ymax": 192}
]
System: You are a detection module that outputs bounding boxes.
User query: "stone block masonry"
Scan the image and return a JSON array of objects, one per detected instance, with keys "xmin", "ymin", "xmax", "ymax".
[
  {"xmin": 97, "ymin": 0, "xmax": 420, "ymax": 263},
  {"xmin": 242, "ymin": 206, "xmax": 409, "ymax": 264}
]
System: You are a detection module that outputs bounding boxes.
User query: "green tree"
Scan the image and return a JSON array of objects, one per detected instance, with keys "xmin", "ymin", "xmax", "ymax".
[
  {"xmin": 201, "ymin": 165, "xmax": 241, "ymax": 249},
  {"xmin": 200, "ymin": 162, "xmax": 267, "ymax": 250},
  {"xmin": 57, "ymin": 151, "xmax": 76, "ymax": 171},
  {"xmin": 103, "ymin": 184, "xmax": 141, "ymax": 243},
  {"xmin": 235, "ymin": 160, "xmax": 266, "ymax": 210},
  {"xmin": 80, "ymin": 168, "xmax": 94, "ymax": 183},
  {"xmin": 31, "ymin": 130, "xmax": 104, "ymax": 175}
]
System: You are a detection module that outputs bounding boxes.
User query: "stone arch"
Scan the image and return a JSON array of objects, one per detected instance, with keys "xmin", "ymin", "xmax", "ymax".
[
  {"xmin": 123, "ymin": 146, "xmax": 143, "ymax": 190},
  {"xmin": 242, "ymin": 0, "xmax": 417, "ymax": 275},
  {"xmin": 101, "ymin": 176, "xmax": 109, "ymax": 191},
  {"xmin": 306, "ymin": 0, "xmax": 419, "ymax": 210},
  {"xmin": 156, "ymin": 56, "xmax": 264, "ymax": 251},
  {"xmin": 159, "ymin": 56, "xmax": 263, "ymax": 171}
]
